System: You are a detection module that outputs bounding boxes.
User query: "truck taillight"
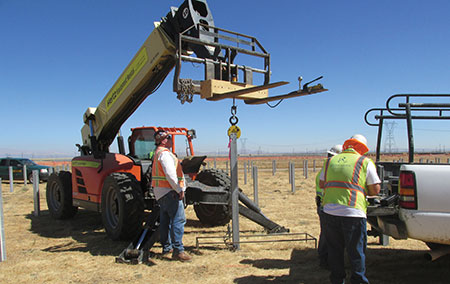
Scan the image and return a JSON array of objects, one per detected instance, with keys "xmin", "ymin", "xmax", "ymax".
[{"xmin": 399, "ymin": 171, "xmax": 417, "ymax": 209}]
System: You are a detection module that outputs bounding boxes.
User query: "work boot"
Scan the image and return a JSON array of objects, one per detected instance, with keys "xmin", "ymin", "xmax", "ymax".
[{"xmin": 172, "ymin": 251, "xmax": 192, "ymax": 262}]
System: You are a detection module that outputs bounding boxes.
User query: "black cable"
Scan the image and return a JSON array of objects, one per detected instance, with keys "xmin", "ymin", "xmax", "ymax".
[{"xmin": 266, "ymin": 99, "xmax": 284, "ymax": 108}]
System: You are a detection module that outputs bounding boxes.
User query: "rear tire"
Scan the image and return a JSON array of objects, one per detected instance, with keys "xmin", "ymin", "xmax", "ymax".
[
  {"xmin": 46, "ymin": 171, "xmax": 78, "ymax": 219},
  {"xmin": 101, "ymin": 172, "xmax": 144, "ymax": 241},
  {"xmin": 194, "ymin": 169, "xmax": 231, "ymax": 226}
]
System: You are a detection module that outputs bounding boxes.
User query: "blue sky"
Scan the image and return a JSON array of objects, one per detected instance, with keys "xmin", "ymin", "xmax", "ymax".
[{"xmin": 1, "ymin": 0, "xmax": 449, "ymax": 157}]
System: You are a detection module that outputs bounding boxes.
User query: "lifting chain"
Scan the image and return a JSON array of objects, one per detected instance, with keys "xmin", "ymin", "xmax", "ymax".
[
  {"xmin": 177, "ymin": 78, "xmax": 194, "ymax": 104},
  {"xmin": 227, "ymin": 98, "xmax": 241, "ymax": 139},
  {"xmin": 229, "ymin": 99, "xmax": 239, "ymax": 126}
]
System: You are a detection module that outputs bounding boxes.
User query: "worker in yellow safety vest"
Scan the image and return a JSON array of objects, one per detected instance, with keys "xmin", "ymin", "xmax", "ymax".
[
  {"xmin": 151, "ymin": 130, "xmax": 191, "ymax": 262},
  {"xmin": 315, "ymin": 144, "xmax": 342, "ymax": 270},
  {"xmin": 319, "ymin": 134, "xmax": 380, "ymax": 284}
]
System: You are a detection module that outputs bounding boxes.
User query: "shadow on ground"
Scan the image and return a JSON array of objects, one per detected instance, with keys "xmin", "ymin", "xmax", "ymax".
[
  {"xmin": 234, "ymin": 247, "xmax": 450, "ymax": 284},
  {"xmin": 27, "ymin": 210, "xmax": 125, "ymax": 256},
  {"xmin": 27, "ymin": 210, "xmax": 228, "ymax": 257}
]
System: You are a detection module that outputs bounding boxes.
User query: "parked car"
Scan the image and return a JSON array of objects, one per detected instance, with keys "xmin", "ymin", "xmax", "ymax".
[{"xmin": 0, "ymin": 157, "xmax": 50, "ymax": 183}]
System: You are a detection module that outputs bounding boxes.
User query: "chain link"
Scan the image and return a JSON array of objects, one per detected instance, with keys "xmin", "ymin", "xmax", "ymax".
[
  {"xmin": 229, "ymin": 99, "xmax": 239, "ymax": 125},
  {"xmin": 176, "ymin": 79, "xmax": 194, "ymax": 104}
]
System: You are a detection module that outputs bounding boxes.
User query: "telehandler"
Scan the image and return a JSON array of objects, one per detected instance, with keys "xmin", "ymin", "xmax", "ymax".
[{"xmin": 46, "ymin": 0, "xmax": 326, "ymax": 263}]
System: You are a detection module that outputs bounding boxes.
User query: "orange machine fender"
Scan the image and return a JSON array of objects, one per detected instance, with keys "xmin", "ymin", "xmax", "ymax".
[{"xmin": 71, "ymin": 153, "xmax": 141, "ymax": 207}]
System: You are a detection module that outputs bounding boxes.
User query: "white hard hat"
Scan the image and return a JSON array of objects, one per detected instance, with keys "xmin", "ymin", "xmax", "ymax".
[
  {"xmin": 351, "ymin": 134, "xmax": 368, "ymax": 147},
  {"xmin": 343, "ymin": 134, "xmax": 369, "ymax": 155},
  {"xmin": 327, "ymin": 144, "xmax": 343, "ymax": 156}
]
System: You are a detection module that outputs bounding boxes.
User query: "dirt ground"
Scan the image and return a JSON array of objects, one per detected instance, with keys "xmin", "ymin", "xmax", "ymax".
[{"xmin": 0, "ymin": 158, "xmax": 449, "ymax": 284}]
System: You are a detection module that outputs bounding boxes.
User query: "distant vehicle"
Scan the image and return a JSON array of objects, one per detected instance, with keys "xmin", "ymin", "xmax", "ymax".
[{"xmin": 0, "ymin": 157, "xmax": 50, "ymax": 183}]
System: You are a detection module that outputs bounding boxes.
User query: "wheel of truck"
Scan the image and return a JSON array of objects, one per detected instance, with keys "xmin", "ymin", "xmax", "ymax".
[
  {"xmin": 46, "ymin": 171, "xmax": 78, "ymax": 219},
  {"xmin": 194, "ymin": 168, "xmax": 231, "ymax": 226},
  {"xmin": 101, "ymin": 172, "xmax": 144, "ymax": 241}
]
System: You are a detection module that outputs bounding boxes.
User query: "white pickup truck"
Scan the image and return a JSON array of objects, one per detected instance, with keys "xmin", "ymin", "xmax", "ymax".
[{"xmin": 365, "ymin": 94, "xmax": 450, "ymax": 258}]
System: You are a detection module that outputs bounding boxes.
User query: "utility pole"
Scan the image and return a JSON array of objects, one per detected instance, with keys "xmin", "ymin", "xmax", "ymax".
[
  {"xmin": 384, "ymin": 121, "xmax": 397, "ymax": 153},
  {"xmin": 239, "ymin": 138, "xmax": 247, "ymax": 155}
]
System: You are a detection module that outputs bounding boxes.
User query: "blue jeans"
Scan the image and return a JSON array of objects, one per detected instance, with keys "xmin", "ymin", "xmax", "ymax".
[
  {"xmin": 157, "ymin": 191, "xmax": 186, "ymax": 254},
  {"xmin": 323, "ymin": 213, "xmax": 369, "ymax": 284}
]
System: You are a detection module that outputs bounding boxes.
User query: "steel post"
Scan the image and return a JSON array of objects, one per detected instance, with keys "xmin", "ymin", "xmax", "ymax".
[
  {"xmin": 252, "ymin": 166, "xmax": 258, "ymax": 206},
  {"xmin": 33, "ymin": 170, "xmax": 40, "ymax": 217},
  {"xmin": 0, "ymin": 179, "xmax": 6, "ymax": 261},
  {"xmin": 8, "ymin": 167, "xmax": 13, "ymax": 192},
  {"xmin": 288, "ymin": 162, "xmax": 291, "ymax": 184},
  {"xmin": 230, "ymin": 133, "xmax": 240, "ymax": 250},
  {"xmin": 304, "ymin": 160, "xmax": 308, "ymax": 179},
  {"xmin": 243, "ymin": 161, "xmax": 247, "ymax": 185},
  {"xmin": 291, "ymin": 162, "xmax": 295, "ymax": 193},
  {"xmin": 23, "ymin": 165, "xmax": 27, "ymax": 186},
  {"xmin": 272, "ymin": 160, "xmax": 276, "ymax": 175}
]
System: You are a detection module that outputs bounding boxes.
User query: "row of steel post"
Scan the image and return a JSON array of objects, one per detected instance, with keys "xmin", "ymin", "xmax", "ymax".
[{"xmin": 205, "ymin": 159, "xmax": 320, "ymax": 198}]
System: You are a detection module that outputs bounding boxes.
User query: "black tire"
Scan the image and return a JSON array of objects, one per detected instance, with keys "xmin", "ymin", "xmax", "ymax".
[
  {"xmin": 194, "ymin": 168, "xmax": 231, "ymax": 226},
  {"xmin": 28, "ymin": 172, "xmax": 40, "ymax": 184},
  {"xmin": 46, "ymin": 171, "xmax": 78, "ymax": 219},
  {"xmin": 28, "ymin": 172, "xmax": 34, "ymax": 184},
  {"xmin": 101, "ymin": 172, "xmax": 144, "ymax": 241}
]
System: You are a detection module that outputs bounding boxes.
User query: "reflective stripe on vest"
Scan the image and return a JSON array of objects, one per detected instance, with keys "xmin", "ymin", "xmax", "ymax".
[
  {"xmin": 323, "ymin": 148, "xmax": 369, "ymax": 212},
  {"xmin": 151, "ymin": 147, "xmax": 184, "ymax": 188}
]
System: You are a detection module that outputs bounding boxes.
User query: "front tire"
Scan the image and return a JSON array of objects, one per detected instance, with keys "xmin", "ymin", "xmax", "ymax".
[
  {"xmin": 101, "ymin": 172, "xmax": 144, "ymax": 241},
  {"xmin": 28, "ymin": 172, "xmax": 34, "ymax": 184},
  {"xmin": 194, "ymin": 169, "xmax": 231, "ymax": 226},
  {"xmin": 46, "ymin": 171, "xmax": 78, "ymax": 219}
]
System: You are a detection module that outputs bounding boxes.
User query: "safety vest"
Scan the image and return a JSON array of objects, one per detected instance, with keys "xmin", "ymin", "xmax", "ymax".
[
  {"xmin": 151, "ymin": 147, "xmax": 185, "ymax": 189},
  {"xmin": 315, "ymin": 158, "xmax": 327, "ymax": 198},
  {"xmin": 315, "ymin": 170, "xmax": 323, "ymax": 198},
  {"xmin": 322, "ymin": 148, "xmax": 370, "ymax": 213}
]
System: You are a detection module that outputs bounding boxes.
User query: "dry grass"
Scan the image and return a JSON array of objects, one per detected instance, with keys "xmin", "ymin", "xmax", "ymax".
[{"xmin": 1, "ymin": 157, "xmax": 449, "ymax": 284}]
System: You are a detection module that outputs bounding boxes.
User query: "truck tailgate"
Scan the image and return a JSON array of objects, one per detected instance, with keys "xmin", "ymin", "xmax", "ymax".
[{"xmin": 400, "ymin": 164, "xmax": 450, "ymax": 244}]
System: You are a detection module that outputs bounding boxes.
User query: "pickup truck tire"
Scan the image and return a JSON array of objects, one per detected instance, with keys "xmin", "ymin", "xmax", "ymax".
[
  {"xmin": 194, "ymin": 169, "xmax": 231, "ymax": 226},
  {"xmin": 46, "ymin": 171, "xmax": 78, "ymax": 219},
  {"xmin": 101, "ymin": 173, "xmax": 144, "ymax": 241}
]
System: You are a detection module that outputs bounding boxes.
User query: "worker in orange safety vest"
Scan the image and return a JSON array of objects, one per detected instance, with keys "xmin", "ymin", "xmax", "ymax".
[
  {"xmin": 151, "ymin": 129, "xmax": 191, "ymax": 262},
  {"xmin": 319, "ymin": 134, "xmax": 380, "ymax": 284}
]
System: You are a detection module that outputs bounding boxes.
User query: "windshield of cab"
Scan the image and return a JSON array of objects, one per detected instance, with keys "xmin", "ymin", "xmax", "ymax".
[{"xmin": 134, "ymin": 139, "xmax": 157, "ymax": 160}]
